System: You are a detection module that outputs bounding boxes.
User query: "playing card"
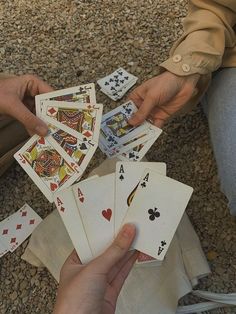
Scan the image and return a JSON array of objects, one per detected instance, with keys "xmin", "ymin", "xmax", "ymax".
[
  {"xmin": 72, "ymin": 174, "xmax": 115, "ymax": 257},
  {"xmin": 123, "ymin": 169, "xmax": 193, "ymax": 261},
  {"xmin": 97, "ymin": 67, "xmax": 137, "ymax": 100},
  {"xmin": 41, "ymin": 101, "xmax": 103, "ymax": 143},
  {"xmin": 14, "ymin": 135, "xmax": 82, "ymax": 203},
  {"xmin": 0, "ymin": 240, "xmax": 8, "ymax": 258},
  {"xmin": 54, "ymin": 179, "xmax": 96, "ymax": 264},
  {"xmin": 0, "ymin": 204, "xmax": 42, "ymax": 252},
  {"xmin": 117, "ymin": 132, "xmax": 161, "ymax": 162},
  {"xmin": 35, "ymin": 83, "xmax": 96, "ymax": 117},
  {"xmin": 101, "ymin": 125, "xmax": 162, "ymax": 159},
  {"xmin": 115, "ymin": 162, "xmax": 166, "ymax": 235},
  {"xmin": 99, "ymin": 101, "xmax": 150, "ymax": 150},
  {"xmin": 47, "ymin": 124, "xmax": 97, "ymax": 172}
]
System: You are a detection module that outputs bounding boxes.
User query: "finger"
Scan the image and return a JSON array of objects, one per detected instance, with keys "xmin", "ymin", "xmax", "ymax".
[
  {"xmin": 7, "ymin": 97, "xmax": 48, "ymax": 136},
  {"xmin": 107, "ymin": 249, "xmax": 137, "ymax": 283},
  {"xmin": 20, "ymin": 74, "xmax": 54, "ymax": 97},
  {"xmin": 64, "ymin": 249, "xmax": 82, "ymax": 266},
  {"xmin": 110, "ymin": 250, "xmax": 138, "ymax": 295},
  {"xmin": 128, "ymin": 94, "xmax": 157, "ymax": 126},
  {"xmin": 90, "ymin": 223, "xmax": 136, "ymax": 273},
  {"xmin": 128, "ymin": 89, "xmax": 144, "ymax": 108}
]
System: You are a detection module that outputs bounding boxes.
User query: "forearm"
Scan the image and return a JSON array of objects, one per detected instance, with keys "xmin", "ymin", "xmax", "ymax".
[{"xmin": 160, "ymin": 0, "xmax": 236, "ymax": 76}]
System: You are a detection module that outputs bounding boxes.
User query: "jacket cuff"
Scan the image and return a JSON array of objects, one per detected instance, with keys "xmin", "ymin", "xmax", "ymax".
[{"xmin": 160, "ymin": 53, "xmax": 221, "ymax": 76}]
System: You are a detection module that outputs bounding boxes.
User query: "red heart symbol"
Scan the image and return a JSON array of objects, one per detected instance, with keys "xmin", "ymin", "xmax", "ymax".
[
  {"xmin": 38, "ymin": 137, "xmax": 45, "ymax": 145},
  {"xmin": 50, "ymin": 183, "xmax": 58, "ymax": 191},
  {"xmin": 102, "ymin": 208, "xmax": 112, "ymax": 221},
  {"xmin": 79, "ymin": 197, "xmax": 84, "ymax": 203}
]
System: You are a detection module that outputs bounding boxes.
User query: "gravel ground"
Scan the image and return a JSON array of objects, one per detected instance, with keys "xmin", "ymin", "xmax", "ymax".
[{"xmin": 0, "ymin": 0, "xmax": 236, "ymax": 313}]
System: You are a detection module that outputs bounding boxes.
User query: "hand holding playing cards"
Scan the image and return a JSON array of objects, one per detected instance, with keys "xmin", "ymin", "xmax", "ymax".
[
  {"xmin": 128, "ymin": 71, "xmax": 200, "ymax": 128},
  {"xmin": 54, "ymin": 223, "xmax": 137, "ymax": 314},
  {"xmin": 0, "ymin": 74, "xmax": 53, "ymax": 136}
]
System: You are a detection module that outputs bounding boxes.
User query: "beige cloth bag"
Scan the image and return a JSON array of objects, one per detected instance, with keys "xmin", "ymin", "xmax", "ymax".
[{"xmin": 22, "ymin": 158, "xmax": 211, "ymax": 314}]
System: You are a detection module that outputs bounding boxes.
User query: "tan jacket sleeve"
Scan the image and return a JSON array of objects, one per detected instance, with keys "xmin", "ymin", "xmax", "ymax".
[{"xmin": 160, "ymin": 0, "xmax": 236, "ymax": 76}]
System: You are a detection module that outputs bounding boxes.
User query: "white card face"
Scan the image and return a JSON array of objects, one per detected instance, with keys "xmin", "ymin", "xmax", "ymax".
[
  {"xmin": 14, "ymin": 135, "xmax": 82, "ymax": 203},
  {"xmin": 123, "ymin": 169, "xmax": 193, "ymax": 261},
  {"xmin": 0, "ymin": 240, "xmax": 8, "ymax": 257},
  {"xmin": 47, "ymin": 124, "xmax": 97, "ymax": 172},
  {"xmin": 97, "ymin": 67, "xmax": 137, "ymax": 95},
  {"xmin": 41, "ymin": 101, "xmax": 103, "ymax": 143},
  {"xmin": 115, "ymin": 162, "xmax": 166, "ymax": 235},
  {"xmin": 35, "ymin": 83, "xmax": 96, "ymax": 117},
  {"xmin": 0, "ymin": 204, "xmax": 42, "ymax": 252},
  {"xmin": 72, "ymin": 174, "xmax": 115, "ymax": 257},
  {"xmin": 99, "ymin": 101, "xmax": 150, "ymax": 150},
  {"xmin": 54, "ymin": 184, "xmax": 94, "ymax": 264},
  {"xmin": 117, "ymin": 132, "xmax": 161, "ymax": 162}
]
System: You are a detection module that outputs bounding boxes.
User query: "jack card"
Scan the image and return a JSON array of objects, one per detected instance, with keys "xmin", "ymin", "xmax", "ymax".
[
  {"xmin": 99, "ymin": 101, "xmax": 150, "ymax": 149},
  {"xmin": 41, "ymin": 101, "xmax": 103, "ymax": 143},
  {"xmin": 14, "ymin": 135, "xmax": 82, "ymax": 203},
  {"xmin": 35, "ymin": 83, "xmax": 96, "ymax": 117}
]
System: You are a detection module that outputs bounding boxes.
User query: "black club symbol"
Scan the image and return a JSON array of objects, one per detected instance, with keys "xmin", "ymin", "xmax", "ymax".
[
  {"xmin": 148, "ymin": 207, "xmax": 160, "ymax": 221},
  {"xmin": 161, "ymin": 240, "xmax": 166, "ymax": 247},
  {"xmin": 141, "ymin": 182, "xmax": 146, "ymax": 188}
]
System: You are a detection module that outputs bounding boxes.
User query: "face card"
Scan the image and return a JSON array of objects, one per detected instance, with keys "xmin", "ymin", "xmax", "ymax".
[
  {"xmin": 47, "ymin": 124, "xmax": 97, "ymax": 172},
  {"xmin": 115, "ymin": 162, "xmax": 166, "ymax": 235},
  {"xmin": 0, "ymin": 204, "xmax": 42, "ymax": 252},
  {"xmin": 117, "ymin": 132, "xmax": 161, "ymax": 162},
  {"xmin": 14, "ymin": 135, "xmax": 82, "ymax": 203},
  {"xmin": 35, "ymin": 83, "xmax": 96, "ymax": 117},
  {"xmin": 72, "ymin": 174, "xmax": 115, "ymax": 257},
  {"xmin": 101, "ymin": 125, "xmax": 162, "ymax": 159},
  {"xmin": 41, "ymin": 101, "xmax": 103, "ymax": 143},
  {"xmin": 123, "ymin": 169, "xmax": 193, "ymax": 261},
  {"xmin": 99, "ymin": 101, "xmax": 150, "ymax": 149},
  {"xmin": 54, "ymin": 182, "xmax": 95, "ymax": 264}
]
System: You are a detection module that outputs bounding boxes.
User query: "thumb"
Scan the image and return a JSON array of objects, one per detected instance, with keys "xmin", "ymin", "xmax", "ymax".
[
  {"xmin": 128, "ymin": 95, "xmax": 157, "ymax": 126},
  {"xmin": 90, "ymin": 223, "xmax": 136, "ymax": 273},
  {"xmin": 8, "ymin": 97, "xmax": 48, "ymax": 136}
]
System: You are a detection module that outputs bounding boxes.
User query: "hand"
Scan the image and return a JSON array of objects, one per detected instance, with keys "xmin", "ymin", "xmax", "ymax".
[
  {"xmin": 0, "ymin": 74, "xmax": 53, "ymax": 136},
  {"xmin": 53, "ymin": 223, "xmax": 138, "ymax": 314},
  {"xmin": 128, "ymin": 71, "xmax": 200, "ymax": 128}
]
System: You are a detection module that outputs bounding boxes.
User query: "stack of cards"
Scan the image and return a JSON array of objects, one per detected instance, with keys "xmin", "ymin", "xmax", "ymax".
[
  {"xmin": 54, "ymin": 161, "xmax": 193, "ymax": 266},
  {"xmin": 14, "ymin": 84, "xmax": 103, "ymax": 203},
  {"xmin": 97, "ymin": 67, "xmax": 138, "ymax": 101},
  {"xmin": 99, "ymin": 101, "xmax": 162, "ymax": 160},
  {"xmin": 0, "ymin": 204, "xmax": 42, "ymax": 257}
]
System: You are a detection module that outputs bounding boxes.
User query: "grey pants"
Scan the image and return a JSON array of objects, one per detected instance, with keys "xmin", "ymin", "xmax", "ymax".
[{"xmin": 202, "ymin": 68, "xmax": 236, "ymax": 216}]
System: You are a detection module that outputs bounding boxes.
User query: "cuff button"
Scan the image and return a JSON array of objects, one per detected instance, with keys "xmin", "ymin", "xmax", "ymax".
[
  {"xmin": 172, "ymin": 54, "xmax": 182, "ymax": 62},
  {"xmin": 182, "ymin": 63, "xmax": 190, "ymax": 72}
]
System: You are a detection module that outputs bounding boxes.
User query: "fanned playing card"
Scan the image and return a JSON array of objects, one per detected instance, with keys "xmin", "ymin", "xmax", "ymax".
[
  {"xmin": 35, "ymin": 83, "xmax": 96, "ymax": 117},
  {"xmin": 54, "ymin": 177, "xmax": 98, "ymax": 264},
  {"xmin": 41, "ymin": 101, "xmax": 103, "ymax": 143},
  {"xmin": 72, "ymin": 174, "xmax": 115, "ymax": 257},
  {"xmin": 115, "ymin": 161, "xmax": 166, "ymax": 235},
  {"xmin": 117, "ymin": 132, "xmax": 161, "ymax": 162},
  {"xmin": 14, "ymin": 135, "xmax": 82, "ymax": 202},
  {"xmin": 123, "ymin": 168, "xmax": 193, "ymax": 260},
  {"xmin": 99, "ymin": 101, "xmax": 150, "ymax": 150},
  {"xmin": 47, "ymin": 124, "xmax": 97, "ymax": 172}
]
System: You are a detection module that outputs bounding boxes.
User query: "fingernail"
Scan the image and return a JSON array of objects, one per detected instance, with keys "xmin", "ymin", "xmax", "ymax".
[
  {"xmin": 121, "ymin": 223, "xmax": 135, "ymax": 238},
  {"xmin": 35, "ymin": 125, "xmax": 48, "ymax": 136}
]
